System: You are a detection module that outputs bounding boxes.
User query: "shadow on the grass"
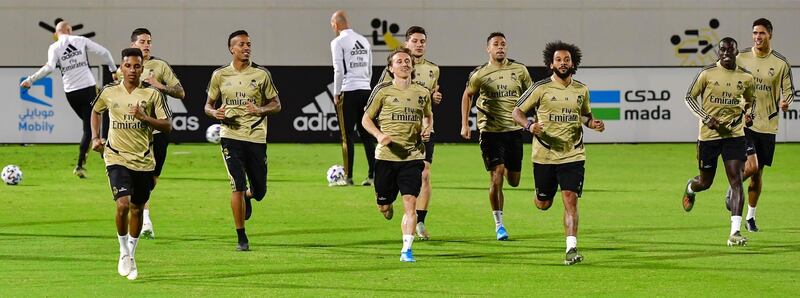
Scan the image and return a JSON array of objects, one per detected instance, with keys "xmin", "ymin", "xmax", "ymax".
[{"xmin": 0, "ymin": 253, "xmax": 104, "ymax": 263}]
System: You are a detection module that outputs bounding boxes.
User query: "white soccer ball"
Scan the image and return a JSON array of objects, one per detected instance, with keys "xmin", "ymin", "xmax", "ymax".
[
  {"xmin": 206, "ymin": 124, "xmax": 222, "ymax": 144},
  {"xmin": 326, "ymin": 164, "xmax": 346, "ymax": 184},
  {"xmin": 2, "ymin": 165, "xmax": 23, "ymax": 185}
]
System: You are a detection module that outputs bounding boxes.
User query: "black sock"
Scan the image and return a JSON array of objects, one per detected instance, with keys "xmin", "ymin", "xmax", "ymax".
[
  {"xmin": 416, "ymin": 210, "xmax": 427, "ymax": 224},
  {"xmin": 236, "ymin": 228, "xmax": 248, "ymax": 243}
]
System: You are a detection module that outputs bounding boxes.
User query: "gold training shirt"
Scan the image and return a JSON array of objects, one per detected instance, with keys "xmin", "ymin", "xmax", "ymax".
[
  {"xmin": 92, "ymin": 83, "xmax": 171, "ymax": 171},
  {"xmin": 206, "ymin": 62, "xmax": 279, "ymax": 144},
  {"xmin": 116, "ymin": 57, "xmax": 181, "ymax": 135},
  {"xmin": 736, "ymin": 48, "xmax": 795, "ymax": 134},
  {"xmin": 516, "ymin": 78, "xmax": 591, "ymax": 164},
  {"xmin": 685, "ymin": 62, "xmax": 756, "ymax": 141},
  {"xmin": 364, "ymin": 81, "xmax": 432, "ymax": 161},
  {"xmin": 466, "ymin": 59, "xmax": 532, "ymax": 133},
  {"xmin": 115, "ymin": 57, "xmax": 181, "ymax": 88}
]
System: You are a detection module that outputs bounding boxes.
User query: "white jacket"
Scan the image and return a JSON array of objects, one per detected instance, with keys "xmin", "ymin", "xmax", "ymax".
[
  {"xmin": 26, "ymin": 35, "xmax": 117, "ymax": 92},
  {"xmin": 330, "ymin": 29, "xmax": 372, "ymax": 95}
]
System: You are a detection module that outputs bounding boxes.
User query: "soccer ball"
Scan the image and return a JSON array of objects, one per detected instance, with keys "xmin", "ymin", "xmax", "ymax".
[
  {"xmin": 326, "ymin": 165, "xmax": 345, "ymax": 184},
  {"xmin": 205, "ymin": 124, "xmax": 222, "ymax": 144},
  {"xmin": 2, "ymin": 165, "xmax": 23, "ymax": 185}
]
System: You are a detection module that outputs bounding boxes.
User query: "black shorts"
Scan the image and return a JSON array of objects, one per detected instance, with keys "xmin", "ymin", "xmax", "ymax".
[
  {"xmin": 220, "ymin": 138, "xmax": 268, "ymax": 200},
  {"xmin": 533, "ymin": 161, "xmax": 585, "ymax": 201},
  {"xmin": 744, "ymin": 128, "xmax": 776, "ymax": 167},
  {"xmin": 697, "ymin": 136, "xmax": 747, "ymax": 171},
  {"xmin": 424, "ymin": 136, "xmax": 434, "ymax": 164},
  {"xmin": 479, "ymin": 130, "xmax": 523, "ymax": 172},
  {"xmin": 152, "ymin": 132, "xmax": 169, "ymax": 177},
  {"xmin": 374, "ymin": 160, "xmax": 424, "ymax": 205},
  {"xmin": 106, "ymin": 165, "xmax": 154, "ymax": 205}
]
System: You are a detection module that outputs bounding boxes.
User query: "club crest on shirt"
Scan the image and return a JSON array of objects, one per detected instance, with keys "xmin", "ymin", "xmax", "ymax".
[
  {"xmin": 737, "ymin": 81, "xmax": 743, "ymax": 90},
  {"xmin": 249, "ymin": 79, "xmax": 258, "ymax": 89},
  {"xmin": 768, "ymin": 67, "xmax": 775, "ymax": 77}
]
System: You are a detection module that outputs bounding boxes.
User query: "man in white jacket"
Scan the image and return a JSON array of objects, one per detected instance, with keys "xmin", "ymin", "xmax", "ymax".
[
  {"xmin": 21, "ymin": 21, "xmax": 117, "ymax": 178},
  {"xmin": 330, "ymin": 10, "xmax": 376, "ymax": 186}
]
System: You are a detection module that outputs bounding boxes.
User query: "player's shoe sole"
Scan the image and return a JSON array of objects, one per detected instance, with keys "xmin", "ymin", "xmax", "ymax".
[
  {"xmin": 400, "ymin": 250, "xmax": 416, "ymax": 262},
  {"xmin": 727, "ymin": 231, "xmax": 748, "ymax": 246},
  {"xmin": 565, "ymin": 248, "xmax": 584, "ymax": 265},
  {"xmin": 245, "ymin": 197, "xmax": 253, "ymax": 220},
  {"xmin": 118, "ymin": 254, "xmax": 132, "ymax": 276},
  {"xmin": 416, "ymin": 222, "xmax": 430, "ymax": 240},
  {"xmin": 496, "ymin": 226, "xmax": 509, "ymax": 241},
  {"xmin": 683, "ymin": 179, "xmax": 696, "ymax": 212},
  {"xmin": 746, "ymin": 218, "xmax": 759, "ymax": 232},
  {"xmin": 141, "ymin": 229, "xmax": 155, "ymax": 240},
  {"xmin": 725, "ymin": 186, "xmax": 732, "ymax": 211}
]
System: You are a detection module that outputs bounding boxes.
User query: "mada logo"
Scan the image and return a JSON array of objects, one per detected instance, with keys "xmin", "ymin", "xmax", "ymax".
[
  {"xmin": 370, "ymin": 18, "xmax": 403, "ymax": 52},
  {"xmin": 670, "ymin": 19, "xmax": 720, "ymax": 66},
  {"xmin": 38, "ymin": 17, "xmax": 96, "ymax": 40},
  {"xmin": 590, "ymin": 89, "xmax": 672, "ymax": 121},
  {"xmin": 294, "ymin": 83, "xmax": 340, "ymax": 131}
]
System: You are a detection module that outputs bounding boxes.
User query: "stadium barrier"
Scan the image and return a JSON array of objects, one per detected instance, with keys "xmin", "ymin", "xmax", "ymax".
[{"xmin": 3, "ymin": 66, "xmax": 797, "ymax": 144}]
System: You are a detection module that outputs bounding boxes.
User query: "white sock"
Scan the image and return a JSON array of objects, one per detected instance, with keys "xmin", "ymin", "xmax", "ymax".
[
  {"xmin": 128, "ymin": 237, "xmax": 139, "ymax": 258},
  {"xmin": 731, "ymin": 216, "xmax": 742, "ymax": 236},
  {"xmin": 686, "ymin": 182, "xmax": 695, "ymax": 194},
  {"xmin": 492, "ymin": 210, "xmax": 504, "ymax": 229},
  {"xmin": 401, "ymin": 234, "xmax": 414, "ymax": 252},
  {"xmin": 746, "ymin": 206, "xmax": 756, "ymax": 220},
  {"xmin": 118, "ymin": 235, "xmax": 129, "ymax": 256},
  {"xmin": 566, "ymin": 236, "xmax": 577, "ymax": 252},
  {"xmin": 143, "ymin": 209, "xmax": 151, "ymax": 226}
]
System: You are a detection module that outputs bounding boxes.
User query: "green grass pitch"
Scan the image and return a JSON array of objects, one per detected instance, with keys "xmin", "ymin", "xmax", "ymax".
[{"xmin": 0, "ymin": 143, "xmax": 798, "ymax": 296}]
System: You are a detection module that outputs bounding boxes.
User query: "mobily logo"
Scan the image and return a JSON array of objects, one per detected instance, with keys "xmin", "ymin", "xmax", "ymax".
[{"xmin": 293, "ymin": 83, "xmax": 340, "ymax": 131}]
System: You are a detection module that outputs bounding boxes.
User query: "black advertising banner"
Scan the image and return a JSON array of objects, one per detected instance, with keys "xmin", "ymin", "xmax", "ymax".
[{"xmin": 104, "ymin": 65, "xmax": 548, "ymax": 143}]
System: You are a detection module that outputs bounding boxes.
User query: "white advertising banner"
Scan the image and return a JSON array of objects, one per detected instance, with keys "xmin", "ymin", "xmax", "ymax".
[
  {"xmin": 577, "ymin": 67, "xmax": 799, "ymax": 143},
  {"xmin": 0, "ymin": 67, "xmax": 99, "ymax": 143}
]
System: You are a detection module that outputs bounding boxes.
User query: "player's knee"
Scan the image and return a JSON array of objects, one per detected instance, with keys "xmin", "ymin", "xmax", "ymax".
[
  {"xmin": 421, "ymin": 168, "xmax": 431, "ymax": 182},
  {"xmin": 115, "ymin": 197, "xmax": 130, "ymax": 212},
  {"xmin": 250, "ymin": 189, "xmax": 266, "ymax": 201},
  {"xmin": 508, "ymin": 177, "xmax": 520, "ymax": 188},
  {"xmin": 534, "ymin": 198, "xmax": 553, "ymax": 210}
]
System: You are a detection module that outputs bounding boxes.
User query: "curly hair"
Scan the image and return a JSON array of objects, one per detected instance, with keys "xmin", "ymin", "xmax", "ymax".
[{"xmin": 543, "ymin": 41, "xmax": 582, "ymax": 69}]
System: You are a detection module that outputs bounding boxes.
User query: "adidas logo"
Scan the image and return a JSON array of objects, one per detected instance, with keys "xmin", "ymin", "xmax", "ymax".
[
  {"xmin": 350, "ymin": 40, "xmax": 369, "ymax": 56},
  {"xmin": 61, "ymin": 44, "xmax": 82, "ymax": 61},
  {"xmin": 166, "ymin": 95, "xmax": 199, "ymax": 131},
  {"xmin": 293, "ymin": 83, "xmax": 339, "ymax": 131}
]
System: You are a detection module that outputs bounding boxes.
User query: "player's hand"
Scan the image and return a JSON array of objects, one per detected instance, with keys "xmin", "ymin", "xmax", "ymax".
[
  {"xmin": 128, "ymin": 104, "xmax": 147, "ymax": 120},
  {"xmin": 530, "ymin": 122, "xmax": 544, "ymax": 136},
  {"xmin": 705, "ymin": 117, "xmax": 720, "ymax": 130},
  {"xmin": 589, "ymin": 119, "xmax": 605, "ymax": 132},
  {"xmin": 421, "ymin": 126, "xmax": 432, "ymax": 142},
  {"xmin": 91, "ymin": 137, "xmax": 105, "ymax": 153},
  {"xmin": 142, "ymin": 74, "xmax": 164, "ymax": 90},
  {"xmin": 245, "ymin": 101, "xmax": 261, "ymax": 116},
  {"xmin": 212, "ymin": 105, "xmax": 227, "ymax": 120},
  {"xmin": 333, "ymin": 95, "xmax": 341, "ymax": 106},
  {"xmin": 460, "ymin": 125, "xmax": 471, "ymax": 139},
  {"xmin": 20, "ymin": 80, "xmax": 31, "ymax": 89},
  {"xmin": 377, "ymin": 133, "xmax": 393, "ymax": 146},
  {"xmin": 745, "ymin": 113, "xmax": 754, "ymax": 127},
  {"xmin": 780, "ymin": 99, "xmax": 789, "ymax": 112},
  {"xmin": 432, "ymin": 86, "xmax": 442, "ymax": 104}
]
